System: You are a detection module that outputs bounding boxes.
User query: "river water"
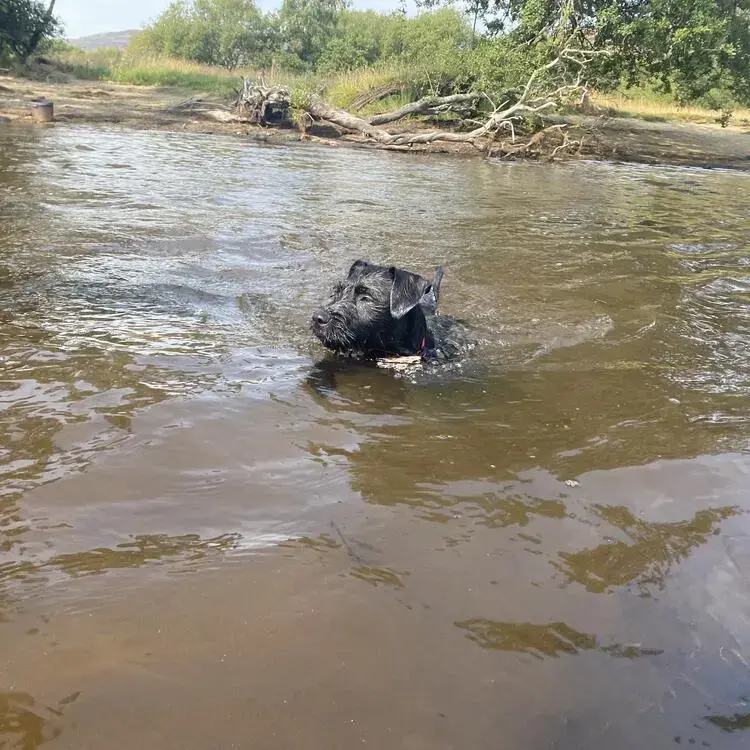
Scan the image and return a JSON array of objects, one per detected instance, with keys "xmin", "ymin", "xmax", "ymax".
[{"xmin": 2, "ymin": 122, "xmax": 750, "ymax": 749}]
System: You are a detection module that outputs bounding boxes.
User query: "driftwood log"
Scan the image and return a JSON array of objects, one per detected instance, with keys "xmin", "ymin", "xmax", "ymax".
[{"xmin": 233, "ymin": 79, "xmax": 291, "ymax": 125}]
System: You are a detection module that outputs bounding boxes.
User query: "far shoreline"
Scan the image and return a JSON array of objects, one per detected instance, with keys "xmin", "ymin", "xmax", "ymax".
[{"xmin": 2, "ymin": 74, "xmax": 750, "ymax": 172}]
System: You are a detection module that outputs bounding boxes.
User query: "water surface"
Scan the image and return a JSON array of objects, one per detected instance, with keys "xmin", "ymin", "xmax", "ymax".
[{"xmin": 2, "ymin": 123, "xmax": 750, "ymax": 749}]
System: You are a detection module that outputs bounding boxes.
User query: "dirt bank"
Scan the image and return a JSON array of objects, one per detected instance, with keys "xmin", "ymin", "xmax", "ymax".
[{"xmin": 2, "ymin": 74, "xmax": 750, "ymax": 169}]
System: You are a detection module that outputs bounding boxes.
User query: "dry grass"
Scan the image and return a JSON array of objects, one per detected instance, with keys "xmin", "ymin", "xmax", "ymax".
[
  {"xmin": 322, "ymin": 66, "xmax": 409, "ymax": 109},
  {"xmin": 44, "ymin": 49, "xmax": 750, "ymax": 130},
  {"xmin": 593, "ymin": 90, "xmax": 750, "ymax": 129},
  {"xmin": 49, "ymin": 49, "xmax": 413, "ymax": 110}
]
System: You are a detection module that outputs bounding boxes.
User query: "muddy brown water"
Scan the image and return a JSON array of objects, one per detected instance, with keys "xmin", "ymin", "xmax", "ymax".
[{"xmin": 2, "ymin": 122, "xmax": 750, "ymax": 749}]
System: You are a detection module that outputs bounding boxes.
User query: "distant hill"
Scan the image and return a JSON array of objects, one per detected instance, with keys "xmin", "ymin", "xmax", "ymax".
[{"xmin": 67, "ymin": 30, "xmax": 139, "ymax": 51}]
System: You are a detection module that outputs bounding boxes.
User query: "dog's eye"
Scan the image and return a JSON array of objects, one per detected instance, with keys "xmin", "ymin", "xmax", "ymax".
[{"xmin": 354, "ymin": 285, "xmax": 370, "ymax": 300}]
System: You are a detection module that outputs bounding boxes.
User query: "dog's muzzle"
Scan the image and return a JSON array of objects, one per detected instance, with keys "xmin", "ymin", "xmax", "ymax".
[
  {"xmin": 311, "ymin": 308, "xmax": 352, "ymax": 351},
  {"xmin": 312, "ymin": 310, "xmax": 330, "ymax": 328}
]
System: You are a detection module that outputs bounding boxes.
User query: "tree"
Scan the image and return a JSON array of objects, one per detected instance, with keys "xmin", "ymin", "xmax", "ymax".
[
  {"xmin": 415, "ymin": 0, "xmax": 750, "ymax": 102},
  {"xmin": 316, "ymin": 8, "xmax": 473, "ymax": 76},
  {"xmin": 594, "ymin": 0, "xmax": 733, "ymax": 101},
  {"xmin": 719, "ymin": 0, "xmax": 750, "ymax": 102},
  {"xmin": 132, "ymin": 0, "xmax": 273, "ymax": 69},
  {"xmin": 301, "ymin": 45, "xmax": 601, "ymax": 154},
  {"xmin": 277, "ymin": 0, "xmax": 346, "ymax": 70},
  {"xmin": 0, "ymin": 0, "xmax": 59, "ymax": 63},
  {"xmin": 317, "ymin": 10, "xmax": 395, "ymax": 73}
]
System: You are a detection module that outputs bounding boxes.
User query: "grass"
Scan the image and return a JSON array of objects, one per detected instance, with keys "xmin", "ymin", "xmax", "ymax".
[
  {"xmin": 42, "ymin": 48, "xmax": 750, "ymax": 129},
  {"xmin": 51, "ymin": 48, "xmax": 244, "ymax": 96},
  {"xmin": 48, "ymin": 48, "xmax": 412, "ymax": 108},
  {"xmin": 322, "ymin": 66, "xmax": 410, "ymax": 109},
  {"xmin": 593, "ymin": 85, "xmax": 750, "ymax": 128}
]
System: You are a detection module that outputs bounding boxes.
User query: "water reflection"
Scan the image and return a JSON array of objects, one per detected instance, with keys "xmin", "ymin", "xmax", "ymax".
[
  {"xmin": 707, "ymin": 712, "xmax": 750, "ymax": 733},
  {"xmin": 554, "ymin": 505, "xmax": 739, "ymax": 594},
  {"xmin": 3, "ymin": 124, "xmax": 750, "ymax": 749},
  {"xmin": 44, "ymin": 532, "xmax": 242, "ymax": 576},
  {"xmin": 0, "ymin": 690, "xmax": 78, "ymax": 750},
  {"xmin": 305, "ymin": 358, "xmax": 748, "ymax": 505},
  {"xmin": 0, "ymin": 531, "xmax": 242, "ymax": 605},
  {"xmin": 455, "ymin": 619, "xmax": 664, "ymax": 659}
]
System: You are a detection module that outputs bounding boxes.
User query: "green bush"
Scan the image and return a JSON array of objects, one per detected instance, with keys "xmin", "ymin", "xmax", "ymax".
[
  {"xmin": 131, "ymin": 0, "xmax": 276, "ymax": 70},
  {"xmin": 696, "ymin": 86, "xmax": 739, "ymax": 111},
  {"xmin": 0, "ymin": 0, "xmax": 60, "ymax": 63}
]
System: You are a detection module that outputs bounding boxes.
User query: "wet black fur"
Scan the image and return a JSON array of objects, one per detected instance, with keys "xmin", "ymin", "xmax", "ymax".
[{"xmin": 311, "ymin": 260, "xmax": 474, "ymax": 360}]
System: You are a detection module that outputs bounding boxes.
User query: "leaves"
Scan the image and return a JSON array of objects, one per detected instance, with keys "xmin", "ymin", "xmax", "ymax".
[
  {"xmin": 0, "ymin": 0, "xmax": 59, "ymax": 62},
  {"xmin": 131, "ymin": 0, "xmax": 750, "ymax": 106},
  {"xmin": 132, "ymin": 0, "xmax": 275, "ymax": 70},
  {"xmin": 416, "ymin": 0, "xmax": 750, "ymax": 104}
]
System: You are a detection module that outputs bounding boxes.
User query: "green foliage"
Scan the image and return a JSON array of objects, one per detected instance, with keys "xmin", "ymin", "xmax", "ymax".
[
  {"xmin": 462, "ymin": 35, "xmax": 549, "ymax": 99},
  {"xmin": 592, "ymin": 0, "xmax": 732, "ymax": 102},
  {"xmin": 277, "ymin": 0, "xmax": 346, "ymax": 70},
  {"xmin": 722, "ymin": 0, "xmax": 750, "ymax": 102},
  {"xmin": 394, "ymin": 8, "xmax": 473, "ymax": 80},
  {"xmin": 39, "ymin": 0, "xmax": 750, "ymax": 112},
  {"xmin": 695, "ymin": 84, "xmax": 739, "ymax": 111},
  {"xmin": 317, "ymin": 8, "xmax": 473, "ymax": 94},
  {"xmin": 416, "ymin": 0, "xmax": 750, "ymax": 104},
  {"xmin": 44, "ymin": 37, "xmax": 79, "ymax": 54},
  {"xmin": 316, "ymin": 10, "xmax": 393, "ymax": 73},
  {"xmin": 0, "ymin": 0, "xmax": 59, "ymax": 63},
  {"xmin": 52, "ymin": 46, "xmax": 121, "ymax": 79},
  {"xmin": 130, "ymin": 0, "xmax": 275, "ymax": 69}
]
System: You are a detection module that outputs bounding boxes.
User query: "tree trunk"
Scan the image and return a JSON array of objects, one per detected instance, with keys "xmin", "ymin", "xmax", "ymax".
[
  {"xmin": 306, "ymin": 98, "xmax": 395, "ymax": 144},
  {"xmin": 304, "ymin": 47, "xmax": 603, "ymax": 152},
  {"xmin": 369, "ymin": 93, "xmax": 479, "ymax": 126},
  {"xmin": 22, "ymin": 0, "xmax": 56, "ymax": 63},
  {"xmin": 349, "ymin": 82, "xmax": 404, "ymax": 112}
]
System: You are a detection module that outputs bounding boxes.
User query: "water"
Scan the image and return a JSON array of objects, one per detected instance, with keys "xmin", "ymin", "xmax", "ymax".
[{"xmin": 2, "ymin": 122, "xmax": 750, "ymax": 749}]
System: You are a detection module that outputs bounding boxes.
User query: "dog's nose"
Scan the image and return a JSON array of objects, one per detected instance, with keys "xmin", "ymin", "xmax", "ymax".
[{"xmin": 312, "ymin": 310, "xmax": 330, "ymax": 326}]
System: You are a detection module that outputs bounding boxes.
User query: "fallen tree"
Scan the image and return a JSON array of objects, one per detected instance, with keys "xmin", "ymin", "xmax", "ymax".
[
  {"xmin": 368, "ymin": 93, "xmax": 480, "ymax": 125},
  {"xmin": 348, "ymin": 82, "xmax": 404, "ymax": 112},
  {"xmin": 223, "ymin": 46, "xmax": 607, "ymax": 158},
  {"xmin": 300, "ymin": 47, "xmax": 606, "ymax": 156}
]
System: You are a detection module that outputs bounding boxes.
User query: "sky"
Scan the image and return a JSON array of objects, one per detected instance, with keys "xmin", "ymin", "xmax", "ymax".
[{"xmin": 56, "ymin": 0, "xmax": 412, "ymax": 39}]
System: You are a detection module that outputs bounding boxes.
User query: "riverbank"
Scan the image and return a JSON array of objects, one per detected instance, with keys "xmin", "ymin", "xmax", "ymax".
[{"xmin": 2, "ymin": 74, "xmax": 750, "ymax": 170}]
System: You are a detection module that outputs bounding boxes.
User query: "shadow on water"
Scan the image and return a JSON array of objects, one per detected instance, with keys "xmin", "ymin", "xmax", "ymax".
[{"xmin": 303, "ymin": 356, "xmax": 747, "ymax": 616}]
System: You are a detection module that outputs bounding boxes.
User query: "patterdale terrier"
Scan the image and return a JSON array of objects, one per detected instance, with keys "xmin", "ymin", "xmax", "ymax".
[{"xmin": 311, "ymin": 260, "xmax": 474, "ymax": 364}]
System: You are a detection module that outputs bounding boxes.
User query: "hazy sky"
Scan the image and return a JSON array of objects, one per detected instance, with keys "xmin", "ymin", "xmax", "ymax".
[{"xmin": 57, "ymin": 0, "xmax": 411, "ymax": 39}]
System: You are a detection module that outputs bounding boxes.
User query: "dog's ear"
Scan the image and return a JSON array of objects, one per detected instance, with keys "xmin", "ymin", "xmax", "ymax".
[
  {"xmin": 389, "ymin": 266, "xmax": 431, "ymax": 319},
  {"xmin": 347, "ymin": 260, "xmax": 372, "ymax": 279}
]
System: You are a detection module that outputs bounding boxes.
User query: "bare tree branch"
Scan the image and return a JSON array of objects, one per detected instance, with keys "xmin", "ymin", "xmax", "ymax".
[
  {"xmin": 368, "ymin": 93, "xmax": 479, "ymax": 125},
  {"xmin": 299, "ymin": 45, "xmax": 612, "ymax": 154}
]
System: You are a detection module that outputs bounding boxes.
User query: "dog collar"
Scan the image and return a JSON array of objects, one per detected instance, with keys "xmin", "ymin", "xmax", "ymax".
[{"xmin": 419, "ymin": 337, "xmax": 438, "ymax": 361}]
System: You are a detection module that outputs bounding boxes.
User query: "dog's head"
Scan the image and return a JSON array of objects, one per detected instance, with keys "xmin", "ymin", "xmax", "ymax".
[{"xmin": 311, "ymin": 260, "xmax": 434, "ymax": 356}]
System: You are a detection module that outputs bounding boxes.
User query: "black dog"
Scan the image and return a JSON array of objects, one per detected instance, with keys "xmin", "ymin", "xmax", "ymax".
[{"xmin": 311, "ymin": 260, "xmax": 473, "ymax": 361}]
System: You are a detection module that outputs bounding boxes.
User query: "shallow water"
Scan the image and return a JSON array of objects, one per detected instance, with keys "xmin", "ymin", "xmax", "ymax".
[{"xmin": 2, "ymin": 123, "xmax": 750, "ymax": 749}]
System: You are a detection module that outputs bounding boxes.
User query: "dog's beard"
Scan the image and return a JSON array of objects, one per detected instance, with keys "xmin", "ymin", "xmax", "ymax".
[{"xmin": 311, "ymin": 313, "xmax": 357, "ymax": 353}]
